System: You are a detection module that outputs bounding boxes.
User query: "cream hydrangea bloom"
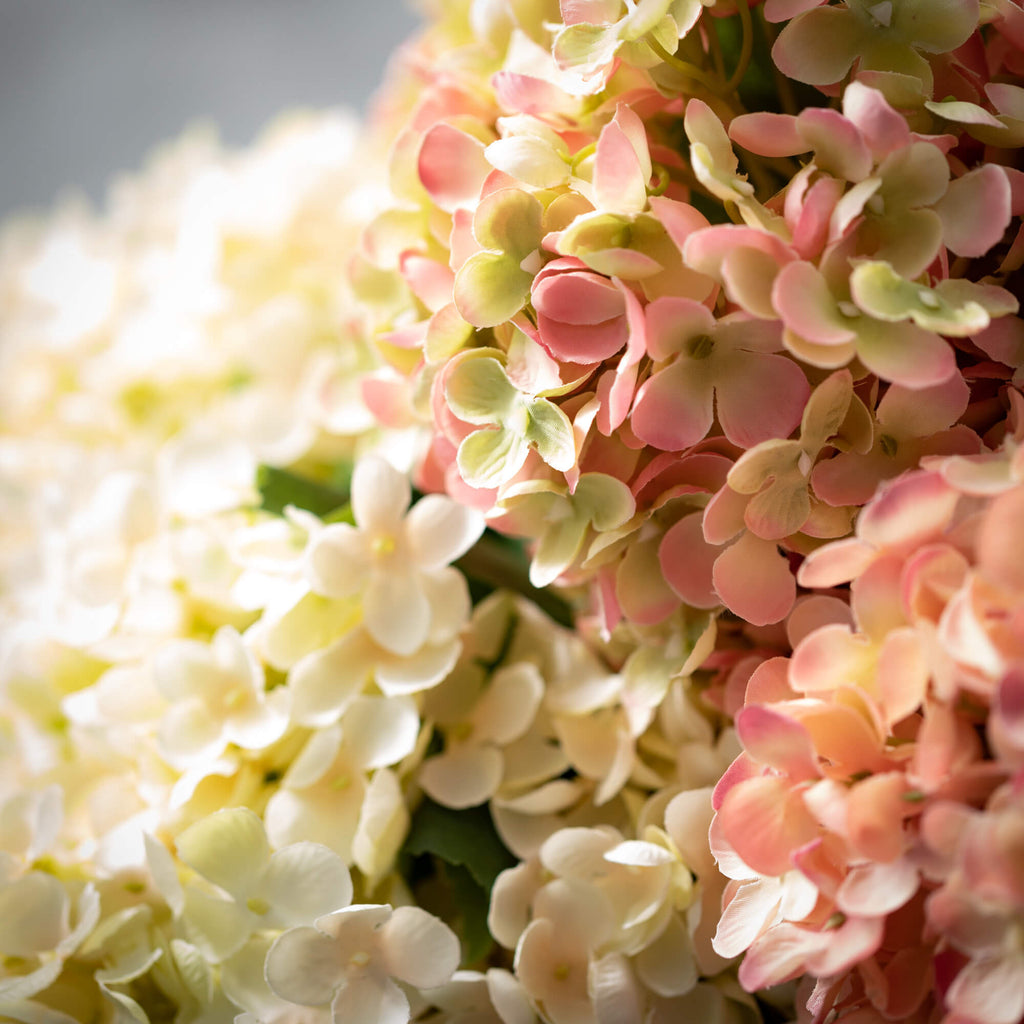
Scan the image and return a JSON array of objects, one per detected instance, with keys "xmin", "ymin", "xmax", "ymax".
[
  {"xmin": 152, "ymin": 625, "xmax": 289, "ymax": 770},
  {"xmin": 265, "ymin": 903, "xmax": 460, "ymax": 1024},
  {"xmin": 304, "ymin": 456, "xmax": 484, "ymax": 656},
  {"xmin": 171, "ymin": 807, "xmax": 353, "ymax": 964}
]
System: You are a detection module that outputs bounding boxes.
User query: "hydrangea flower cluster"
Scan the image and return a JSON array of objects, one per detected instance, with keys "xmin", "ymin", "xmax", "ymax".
[{"xmin": 2, "ymin": 1, "xmax": 1024, "ymax": 1022}]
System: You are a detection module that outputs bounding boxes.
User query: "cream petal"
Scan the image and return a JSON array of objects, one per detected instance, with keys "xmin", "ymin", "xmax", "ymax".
[
  {"xmin": 181, "ymin": 887, "xmax": 253, "ymax": 963},
  {"xmin": 421, "ymin": 568, "xmax": 472, "ymax": 643},
  {"xmin": 176, "ymin": 808, "xmax": 270, "ymax": 900},
  {"xmin": 351, "ymin": 456, "xmax": 410, "ymax": 534},
  {"xmin": 405, "ymin": 494, "xmax": 485, "ymax": 570},
  {"xmin": 261, "ymin": 843, "xmax": 354, "ymax": 927},
  {"xmin": 305, "ymin": 524, "xmax": 371, "ymax": 599},
  {"xmin": 381, "ymin": 905, "xmax": 461, "ymax": 989},
  {"xmin": 266, "ymin": 925, "xmax": 345, "ymax": 1006},
  {"xmin": 0, "ymin": 871, "xmax": 67, "ymax": 957},
  {"xmin": 364, "ymin": 570, "xmax": 431, "ymax": 656},
  {"xmin": 474, "ymin": 663, "xmax": 544, "ymax": 745},
  {"xmin": 332, "ymin": 974, "xmax": 409, "ymax": 1024},
  {"xmin": 375, "ymin": 638, "xmax": 461, "ymax": 698},
  {"xmin": 159, "ymin": 700, "xmax": 225, "ymax": 767},
  {"xmin": 420, "ymin": 745, "xmax": 505, "ymax": 809},
  {"xmin": 342, "ymin": 695, "xmax": 420, "ymax": 769},
  {"xmin": 289, "ymin": 632, "xmax": 373, "ymax": 727}
]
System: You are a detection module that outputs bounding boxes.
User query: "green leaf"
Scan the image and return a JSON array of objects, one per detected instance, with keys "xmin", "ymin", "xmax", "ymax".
[
  {"xmin": 256, "ymin": 465, "xmax": 348, "ymax": 518},
  {"xmin": 403, "ymin": 798, "xmax": 516, "ymax": 891},
  {"xmin": 445, "ymin": 862, "xmax": 496, "ymax": 965}
]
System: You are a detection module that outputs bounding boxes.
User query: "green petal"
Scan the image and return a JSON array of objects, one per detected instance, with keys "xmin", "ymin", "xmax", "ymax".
[
  {"xmin": 445, "ymin": 356, "xmax": 519, "ymax": 425},
  {"xmin": 453, "ymin": 250, "xmax": 533, "ymax": 328},
  {"xmin": 457, "ymin": 426, "xmax": 529, "ymax": 489},
  {"xmin": 524, "ymin": 399, "xmax": 576, "ymax": 472},
  {"xmin": 553, "ymin": 22, "xmax": 620, "ymax": 71},
  {"xmin": 176, "ymin": 808, "xmax": 269, "ymax": 901},
  {"xmin": 573, "ymin": 473, "xmax": 636, "ymax": 532},
  {"xmin": 850, "ymin": 260, "xmax": 1013, "ymax": 336},
  {"xmin": 531, "ymin": 513, "xmax": 588, "ymax": 588},
  {"xmin": 473, "ymin": 187, "xmax": 544, "ymax": 257}
]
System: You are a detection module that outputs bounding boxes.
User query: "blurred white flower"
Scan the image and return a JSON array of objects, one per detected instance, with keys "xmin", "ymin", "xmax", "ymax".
[
  {"xmin": 153, "ymin": 625, "xmax": 288, "ymax": 770},
  {"xmin": 266, "ymin": 904, "xmax": 460, "ymax": 1024}
]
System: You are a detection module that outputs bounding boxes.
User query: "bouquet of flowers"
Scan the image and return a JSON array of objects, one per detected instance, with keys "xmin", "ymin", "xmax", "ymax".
[{"xmin": 2, "ymin": 1, "xmax": 1023, "ymax": 1021}]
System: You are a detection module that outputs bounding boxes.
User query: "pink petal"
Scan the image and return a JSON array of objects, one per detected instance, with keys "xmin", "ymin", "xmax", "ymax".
[
  {"xmin": 789, "ymin": 623, "xmax": 873, "ymax": 694},
  {"xmin": 718, "ymin": 775, "xmax": 820, "ymax": 878},
  {"xmin": 631, "ymin": 360, "xmax": 714, "ymax": 450},
  {"xmin": 935, "ymin": 164, "xmax": 1013, "ymax": 258},
  {"xmin": 659, "ymin": 512, "xmax": 720, "ymax": 609},
  {"xmin": 836, "ymin": 858, "xmax": 919, "ymax": 917},
  {"xmin": 846, "ymin": 772, "xmax": 908, "ymax": 862},
  {"xmin": 593, "ymin": 104, "xmax": 650, "ymax": 214},
  {"xmin": 842, "ymin": 81, "xmax": 910, "ymax": 160},
  {"xmin": 736, "ymin": 704, "xmax": 821, "ymax": 781},
  {"xmin": 729, "ymin": 112, "xmax": 805, "ymax": 158},
  {"xmin": 532, "ymin": 267, "xmax": 626, "ymax": 325},
  {"xmin": 537, "ymin": 313, "xmax": 628, "ymax": 363},
  {"xmin": 716, "ymin": 351, "xmax": 810, "ymax": 448},
  {"xmin": 797, "ymin": 536, "xmax": 876, "ymax": 588},
  {"xmin": 855, "ymin": 470, "xmax": 959, "ymax": 552},
  {"xmin": 797, "ymin": 107, "xmax": 872, "ymax": 182},
  {"xmin": 418, "ymin": 123, "xmax": 491, "ymax": 213},
  {"xmin": 713, "ymin": 533, "xmax": 797, "ymax": 626},
  {"xmin": 854, "ymin": 318, "xmax": 956, "ymax": 390},
  {"xmin": 772, "ymin": 261, "xmax": 856, "ymax": 345},
  {"xmin": 738, "ymin": 922, "xmax": 823, "ymax": 990}
]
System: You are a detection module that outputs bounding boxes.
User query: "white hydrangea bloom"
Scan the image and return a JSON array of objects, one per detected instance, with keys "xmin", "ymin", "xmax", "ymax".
[
  {"xmin": 419, "ymin": 661, "xmax": 544, "ymax": 809},
  {"xmin": 264, "ymin": 700, "xmax": 419, "ymax": 872},
  {"xmin": 153, "ymin": 625, "xmax": 288, "ymax": 770},
  {"xmin": 265, "ymin": 903, "xmax": 460, "ymax": 1024},
  {"xmin": 304, "ymin": 456, "xmax": 484, "ymax": 656},
  {"xmin": 172, "ymin": 807, "xmax": 353, "ymax": 964}
]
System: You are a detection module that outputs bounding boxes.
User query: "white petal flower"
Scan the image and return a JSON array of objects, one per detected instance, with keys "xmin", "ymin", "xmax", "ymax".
[
  {"xmin": 266, "ymin": 903, "xmax": 459, "ymax": 1024},
  {"xmin": 153, "ymin": 625, "xmax": 288, "ymax": 768},
  {"xmin": 174, "ymin": 808, "xmax": 352, "ymax": 961},
  {"xmin": 303, "ymin": 456, "xmax": 483, "ymax": 656}
]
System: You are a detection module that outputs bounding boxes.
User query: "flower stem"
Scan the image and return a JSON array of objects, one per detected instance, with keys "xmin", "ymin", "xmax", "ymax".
[
  {"xmin": 724, "ymin": 0, "xmax": 754, "ymax": 94},
  {"xmin": 647, "ymin": 36, "xmax": 722, "ymax": 92}
]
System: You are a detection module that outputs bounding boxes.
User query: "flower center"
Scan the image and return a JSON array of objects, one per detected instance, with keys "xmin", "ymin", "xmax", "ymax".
[
  {"xmin": 246, "ymin": 897, "xmax": 270, "ymax": 916},
  {"xmin": 372, "ymin": 534, "xmax": 396, "ymax": 557},
  {"xmin": 350, "ymin": 950, "xmax": 371, "ymax": 968},
  {"xmin": 687, "ymin": 333, "xmax": 715, "ymax": 360}
]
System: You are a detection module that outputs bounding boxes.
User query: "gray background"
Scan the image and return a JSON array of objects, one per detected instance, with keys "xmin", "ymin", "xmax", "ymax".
[{"xmin": 0, "ymin": 1, "xmax": 423, "ymax": 217}]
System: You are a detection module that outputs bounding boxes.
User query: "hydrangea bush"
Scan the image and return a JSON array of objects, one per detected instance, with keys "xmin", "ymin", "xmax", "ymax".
[{"xmin": 2, "ymin": 1, "xmax": 1024, "ymax": 1022}]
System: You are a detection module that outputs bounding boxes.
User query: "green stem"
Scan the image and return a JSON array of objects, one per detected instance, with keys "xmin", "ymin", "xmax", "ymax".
[
  {"xmin": 724, "ymin": 0, "xmax": 754, "ymax": 94},
  {"xmin": 647, "ymin": 36, "xmax": 722, "ymax": 92}
]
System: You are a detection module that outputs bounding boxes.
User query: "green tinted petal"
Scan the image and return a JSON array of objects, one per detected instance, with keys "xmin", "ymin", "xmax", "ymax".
[
  {"xmin": 573, "ymin": 473, "xmax": 636, "ymax": 532},
  {"xmin": 457, "ymin": 426, "xmax": 530, "ymax": 489},
  {"xmin": 850, "ymin": 260, "xmax": 1012, "ymax": 335},
  {"xmin": 453, "ymin": 250, "xmax": 533, "ymax": 328},
  {"xmin": 524, "ymin": 399, "xmax": 577, "ymax": 472},
  {"xmin": 473, "ymin": 187, "xmax": 544, "ymax": 257},
  {"xmin": 553, "ymin": 22, "xmax": 621, "ymax": 71},
  {"xmin": 445, "ymin": 356, "xmax": 519, "ymax": 424}
]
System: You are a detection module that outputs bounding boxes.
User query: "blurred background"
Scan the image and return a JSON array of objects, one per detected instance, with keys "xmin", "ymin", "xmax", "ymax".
[{"xmin": 0, "ymin": 0, "xmax": 423, "ymax": 217}]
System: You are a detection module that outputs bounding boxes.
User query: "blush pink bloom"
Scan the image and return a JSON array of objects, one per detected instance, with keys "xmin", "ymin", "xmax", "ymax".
[
  {"xmin": 631, "ymin": 297, "xmax": 810, "ymax": 451},
  {"xmin": 532, "ymin": 257, "xmax": 631, "ymax": 364}
]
